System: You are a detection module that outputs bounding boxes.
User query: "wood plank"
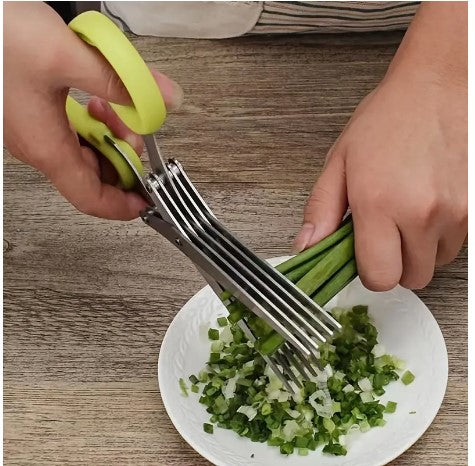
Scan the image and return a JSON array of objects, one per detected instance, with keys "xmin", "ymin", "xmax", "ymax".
[{"xmin": 3, "ymin": 31, "xmax": 467, "ymax": 465}]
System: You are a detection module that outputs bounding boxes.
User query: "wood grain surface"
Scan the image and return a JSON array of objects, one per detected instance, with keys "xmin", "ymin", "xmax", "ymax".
[{"xmin": 3, "ymin": 31, "xmax": 467, "ymax": 465}]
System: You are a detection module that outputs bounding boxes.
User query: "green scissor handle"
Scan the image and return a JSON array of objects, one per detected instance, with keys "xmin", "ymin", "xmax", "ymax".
[{"xmin": 65, "ymin": 11, "xmax": 167, "ymax": 190}]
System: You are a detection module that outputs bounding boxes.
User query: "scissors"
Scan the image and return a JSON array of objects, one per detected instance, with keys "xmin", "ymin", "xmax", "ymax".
[{"xmin": 66, "ymin": 11, "xmax": 340, "ymax": 391}]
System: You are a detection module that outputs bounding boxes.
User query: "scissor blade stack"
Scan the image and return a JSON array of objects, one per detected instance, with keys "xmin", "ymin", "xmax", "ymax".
[{"xmin": 141, "ymin": 158, "xmax": 341, "ymax": 388}]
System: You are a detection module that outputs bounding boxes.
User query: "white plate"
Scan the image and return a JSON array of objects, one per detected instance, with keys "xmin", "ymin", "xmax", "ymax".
[{"xmin": 158, "ymin": 257, "xmax": 448, "ymax": 466}]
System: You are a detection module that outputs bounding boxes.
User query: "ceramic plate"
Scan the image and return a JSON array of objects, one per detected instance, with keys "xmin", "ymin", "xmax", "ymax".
[{"xmin": 158, "ymin": 257, "xmax": 448, "ymax": 466}]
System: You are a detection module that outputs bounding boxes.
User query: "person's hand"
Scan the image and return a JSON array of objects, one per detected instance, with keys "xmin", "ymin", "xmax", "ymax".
[
  {"xmin": 293, "ymin": 2, "xmax": 467, "ymax": 291},
  {"xmin": 4, "ymin": 2, "xmax": 183, "ymax": 220}
]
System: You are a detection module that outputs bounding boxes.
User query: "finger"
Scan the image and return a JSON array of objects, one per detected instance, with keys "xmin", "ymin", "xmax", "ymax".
[
  {"xmin": 77, "ymin": 133, "xmax": 119, "ymax": 185},
  {"xmin": 150, "ymin": 69, "xmax": 184, "ymax": 111},
  {"xmin": 353, "ymin": 211, "xmax": 402, "ymax": 291},
  {"xmin": 436, "ymin": 229, "xmax": 466, "ymax": 265},
  {"xmin": 88, "ymin": 97, "xmax": 144, "ymax": 154},
  {"xmin": 49, "ymin": 145, "xmax": 148, "ymax": 220},
  {"xmin": 55, "ymin": 29, "xmax": 183, "ymax": 109},
  {"xmin": 38, "ymin": 105, "xmax": 147, "ymax": 219},
  {"xmin": 293, "ymin": 153, "xmax": 348, "ymax": 253},
  {"xmin": 399, "ymin": 228, "xmax": 438, "ymax": 289}
]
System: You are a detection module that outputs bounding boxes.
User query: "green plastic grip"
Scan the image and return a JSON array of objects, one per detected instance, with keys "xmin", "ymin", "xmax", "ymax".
[
  {"xmin": 65, "ymin": 11, "xmax": 167, "ymax": 189},
  {"xmin": 65, "ymin": 97, "xmax": 143, "ymax": 189}
]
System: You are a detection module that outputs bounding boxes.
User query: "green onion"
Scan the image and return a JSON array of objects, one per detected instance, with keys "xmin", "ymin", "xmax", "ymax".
[
  {"xmin": 220, "ymin": 290, "xmax": 232, "ymax": 301},
  {"xmin": 256, "ymin": 331, "xmax": 286, "ymax": 356},
  {"xmin": 208, "ymin": 328, "xmax": 220, "ymax": 340},
  {"xmin": 401, "ymin": 370, "xmax": 415, "ymax": 385},
  {"xmin": 323, "ymin": 443, "xmax": 347, "ymax": 456},
  {"xmin": 203, "ymin": 423, "xmax": 214, "ymax": 434},
  {"xmin": 276, "ymin": 219, "xmax": 353, "ymax": 275},
  {"xmin": 217, "ymin": 317, "xmax": 228, "ymax": 327},
  {"xmin": 312, "ymin": 258, "xmax": 357, "ymax": 306},
  {"xmin": 284, "ymin": 250, "xmax": 330, "ymax": 283},
  {"xmin": 280, "ymin": 443, "xmax": 294, "ymax": 455},
  {"xmin": 211, "ymin": 341, "xmax": 224, "ymax": 352},
  {"xmin": 296, "ymin": 233, "xmax": 354, "ymax": 296},
  {"xmin": 187, "ymin": 302, "xmax": 413, "ymax": 457},
  {"xmin": 385, "ymin": 401, "xmax": 397, "ymax": 413},
  {"xmin": 323, "ymin": 418, "xmax": 335, "ymax": 433},
  {"xmin": 179, "ymin": 378, "xmax": 188, "ymax": 397}
]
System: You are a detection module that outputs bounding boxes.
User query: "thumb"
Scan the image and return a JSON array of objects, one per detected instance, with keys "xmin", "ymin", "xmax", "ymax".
[
  {"xmin": 54, "ymin": 27, "xmax": 183, "ymax": 110},
  {"xmin": 293, "ymin": 153, "xmax": 348, "ymax": 253}
]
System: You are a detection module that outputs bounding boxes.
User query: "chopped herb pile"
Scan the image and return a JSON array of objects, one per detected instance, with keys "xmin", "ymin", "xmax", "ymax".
[{"xmin": 183, "ymin": 306, "xmax": 414, "ymax": 456}]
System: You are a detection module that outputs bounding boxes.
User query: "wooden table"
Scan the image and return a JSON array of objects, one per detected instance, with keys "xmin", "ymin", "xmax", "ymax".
[{"xmin": 3, "ymin": 31, "xmax": 467, "ymax": 465}]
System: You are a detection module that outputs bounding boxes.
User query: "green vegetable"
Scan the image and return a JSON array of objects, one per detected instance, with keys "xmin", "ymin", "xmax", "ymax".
[
  {"xmin": 186, "ymin": 305, "xmax": 413, "ymax": 457},
  {"xmin": 217, "ymin": 317, "xmax": 228, "ymax": 327},
  {"xmin": 208, "ymin": 328, "xmax": 220, "ymax": 340},
  {"xmin": 191, "ymin": 384, "xmax": 200, "ymax": 393},
  {"xmin": 296, "ymin": 233, "xmax": 354, "ymax": 296},
  {"xmin": 203, "ymin": 423, "xmax": 214, "ymax": 434},
  {"xmin": 322, "ymin": 443, "xmax": 347, "ymax": 456},
  {"xmin": 256, "ymin": 331, "xmax": 287, "ymax": 356},
  {"xmin": 385, "ymin": 401, "xmax": 397, "ymax": 413},
  {"xmin": 312, "ymin": 258, "xmax": 357, "ymax": 306},
  {"xmin": 401, "ymin": 370, "xmax": 415, "ymax": 385},
  {"xmin": 276, "ymin": 218, "xmax": 353, "ymax": 275},
  {"xmin": 179, "ymin": 378, "xmax": 188, "ymax": 397},
  {"xmin": 284, "ymin": 250, "xmax": 330, "ymax": 283},
  {"xmin": 220, "ymin": 290, "xmax": 233, "ymax": 302}
]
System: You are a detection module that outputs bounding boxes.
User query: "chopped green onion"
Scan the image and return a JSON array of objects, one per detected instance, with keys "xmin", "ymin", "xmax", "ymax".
[
  {"xmin": 217, "ymin": 317, "xmax": 228, "ymax": 327},
  {"xmin": 219, "ymin": 290, "xmax": 232, "ymax": 301},
  {"xmin": 208, "ymin": 328, "xmax": 220, "ymax": 340},
  {"xmin": 359, "ymin": 420, "xmax": 371, "ymax": 433},
  {"xmin": 401, "ymin": 370, "xmax": 415, "ymax": 385},
  {"xmin": 280, "ymin": 443, "xmax": 294, "ymax": 455},
  {"xmin": 211, "ymin": 341, "xmax": 224, "ymax": 352},
  {"xmin": 203, "ymin": 423, "xmax": 214, "ymax": 434},
  {"xmin": 360, "ymin": 391, "xmax": 373, "ymax": 403},
  {"xmin": 385, "ymin": 401, "xmax": 397, "ymax": 413},
  {"xmin": 323, "ymin": 418, "xmax": 335, "ymax": 433},
  {"xmin": 187, "ymin": 303, "xmax": 410, "ymax": 457},
  {"xmin": 322, "ymin": 443, "xmax": 347, "ymax": 456},
  {"xmin": 178, "ymin": 378, "xmax": 188, "ymax": 397}
]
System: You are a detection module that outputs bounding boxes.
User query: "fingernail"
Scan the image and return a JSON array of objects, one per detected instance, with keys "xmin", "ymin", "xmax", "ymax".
[
  {"xmin": 127, "ymin": 193, "xmax": 147, "ymax": 214},
  {"xmin": 123, "ymin": 133, "xmax": 141, "ymax": 151},
  {"xmin": 98, "ymin": 98, "xmax": 109, "ymax": 112},
  {"xmin": 292, "ymin": 223, "xmax": 315, "ymax": 254},
  {"xmin": 168, "ymin": 79, "xmax": 184, "ymax": 111}
]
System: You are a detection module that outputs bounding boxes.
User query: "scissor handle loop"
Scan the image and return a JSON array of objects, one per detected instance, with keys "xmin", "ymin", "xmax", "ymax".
[{"xmin": 68, "ymin": 11, "xmax": 166, "ymax": 134}]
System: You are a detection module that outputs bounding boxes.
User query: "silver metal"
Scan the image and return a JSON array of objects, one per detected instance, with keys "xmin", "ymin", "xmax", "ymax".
[
  {"xmin": 136, "ymin": 136, "xmax": 341, "ymax": 389},
  {"xmin": 104, "ymin": 134, "xmax": 153, "ymax": 204}
]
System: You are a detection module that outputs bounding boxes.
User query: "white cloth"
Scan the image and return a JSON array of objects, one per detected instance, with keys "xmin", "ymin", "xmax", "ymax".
[{"xmin": 102, "ymin": 1, "xmax": 263, "ymax": 39}]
